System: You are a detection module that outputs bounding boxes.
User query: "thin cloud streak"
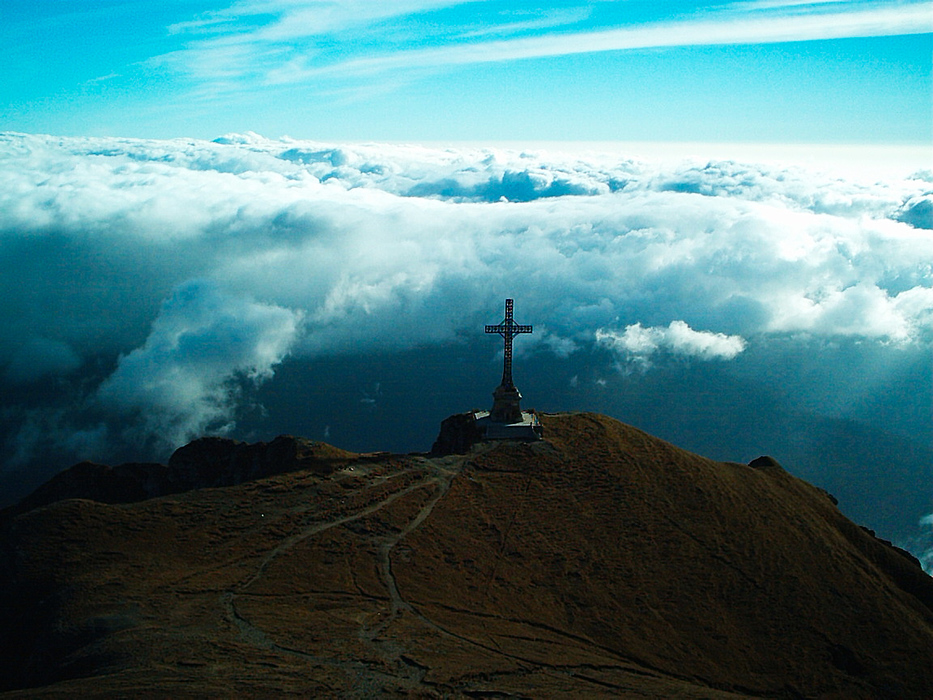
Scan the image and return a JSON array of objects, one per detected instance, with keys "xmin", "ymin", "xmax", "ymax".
[
  {"xmin": 732, "ymin": 0, "xmax": 852, "ymax": 10},
  {"xmin": 457, "ymin": 8, "xmax": 593, "ymax": 40},
  {"xmin": 169, "ymin": 0, "xmax": 489, "ymax": 37},
  {"xmin": 163, "ymin": 1, "xmax": 932, "ymax": 88},
  {"xmin": 320, "ymin": 5, "xmax": 932, "ymax": 79}
]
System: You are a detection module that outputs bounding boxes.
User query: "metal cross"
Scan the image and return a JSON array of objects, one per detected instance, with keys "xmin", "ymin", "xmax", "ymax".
[{"xmin": 485, "ymin": 298, "xmax": 533, "ymax": 389}]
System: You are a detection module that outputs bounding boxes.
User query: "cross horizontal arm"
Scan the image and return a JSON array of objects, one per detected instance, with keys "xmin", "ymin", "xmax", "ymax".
[{"xmin": 485, "ymin": 323, "xmax": 533, "ymax": 336}]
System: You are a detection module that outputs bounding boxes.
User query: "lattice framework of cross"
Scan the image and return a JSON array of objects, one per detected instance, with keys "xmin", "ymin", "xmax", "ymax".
[{"xmin": 485, "ymin": 298, "xmax": 533, "ymax": 389}]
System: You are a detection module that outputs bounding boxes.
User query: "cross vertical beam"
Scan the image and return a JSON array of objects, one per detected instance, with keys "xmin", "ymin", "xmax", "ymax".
[{"xmin": 485, "ymin": 298, "xmax": 533, "ymax": 390}]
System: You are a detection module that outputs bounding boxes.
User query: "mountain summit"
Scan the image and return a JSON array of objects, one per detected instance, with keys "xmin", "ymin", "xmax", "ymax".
[{"xmin": 1, "ymin": 412, "xmax": 931, "ymax": 697}]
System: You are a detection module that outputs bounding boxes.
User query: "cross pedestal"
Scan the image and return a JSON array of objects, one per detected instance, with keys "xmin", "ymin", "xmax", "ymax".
[{"xmin": 490, "ymin": 383, "xmax": 523, "ymax": 424}]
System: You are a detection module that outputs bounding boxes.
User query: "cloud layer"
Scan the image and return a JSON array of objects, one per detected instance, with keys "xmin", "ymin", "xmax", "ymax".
[{"xmin": 0, "ymin": 131, "xmax": 931, "ymax": 561}]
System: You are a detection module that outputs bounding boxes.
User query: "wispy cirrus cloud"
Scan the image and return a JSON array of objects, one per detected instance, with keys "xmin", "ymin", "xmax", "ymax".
[
  {"xmin": 731, "ymin": 0, "xmax": 851, "ymax": 10},
  {"xmin": 169, "ymin": 0, "xmax": 483, "ymax": 37},
  {"xmin": 457, "ymin": 8, "xmax": 593, "ymax": 40},
  {"xmin": 320, "ymin": 3, "xmax": 932, "ymax": 78},
  {"xmin": 159, "ymin": 0, "xmax": 932, "ymax": 88}
]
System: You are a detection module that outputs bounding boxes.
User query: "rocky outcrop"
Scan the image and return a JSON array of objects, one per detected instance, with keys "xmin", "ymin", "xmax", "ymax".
[
  {"xmin": 3, "ymin": 436, "xmax": 358, "ymax": 520},
  {"xmin": 166, "ymin": 434, "xmax": 355, "ymax": 491},
  {"xmin": 430, "ymin": 411, "xmax": 484, "ymax": 455}
]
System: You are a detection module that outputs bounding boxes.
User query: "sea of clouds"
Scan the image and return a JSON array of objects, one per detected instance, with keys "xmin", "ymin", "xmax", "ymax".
[{"xmin": 0, "ymin": 131, "xmax": 931, "ymax": 566}]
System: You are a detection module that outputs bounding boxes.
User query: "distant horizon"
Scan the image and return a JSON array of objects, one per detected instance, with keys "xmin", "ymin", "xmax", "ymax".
[
  {"xmin": 7, "ymin": 129, "xmax": 929, "ymax": 177},
  {"xmin": 387, "ymin": 139, "xmax": 933, "ymax": 172}
]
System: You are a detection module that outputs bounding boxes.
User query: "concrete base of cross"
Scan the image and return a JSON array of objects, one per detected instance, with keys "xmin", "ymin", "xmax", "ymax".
[
  {"xmin": 490, "ymin": 383, "xmax": 523, "ymax": 423},
  {"xmin": 475, "ymin": 409, "xmax": 543, "ymax": 441}
]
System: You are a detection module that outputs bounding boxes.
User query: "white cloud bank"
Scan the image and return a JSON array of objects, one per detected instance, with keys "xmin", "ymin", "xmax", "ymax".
[
  {"xmin": 0, "ymin": 133, "xmax": 931, "ymax": 543},
  {"xmin": 597, "ymin": 322, "xmax": 747, "ymax": 370},
  {"xmin": 1, "ymin": 133, "xmax": 930, "ymax": 385},
  {"xmin": 97, "ymin": 280, "xmax": 301, "ymax": 449}
]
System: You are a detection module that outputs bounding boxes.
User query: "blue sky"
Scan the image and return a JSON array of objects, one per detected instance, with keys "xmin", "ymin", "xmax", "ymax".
[{"xmin": 2, "ymin": 0, "xmax": 930, "ymax": 142}]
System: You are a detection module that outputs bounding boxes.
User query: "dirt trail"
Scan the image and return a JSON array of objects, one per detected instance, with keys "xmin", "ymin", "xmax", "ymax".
[
  {"xmin": 219, "ymin": 452, "xmax": 465, "ymax": 692},
  {"xmin": 370, "ymin": 458, "xmax": 457, "ymax": 624},
  {"xmin": 237, "ymin": 466, "xmax": 427, "ymax": 591},
  {"xmin": 221, "ymin": 448, "xmax": 664, "ymax": 696}
]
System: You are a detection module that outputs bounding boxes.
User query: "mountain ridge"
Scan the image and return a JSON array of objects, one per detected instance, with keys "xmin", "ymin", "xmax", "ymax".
[{"xmin": 1, "ymin": 412, "xmax": 931, "ymax": 697}]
